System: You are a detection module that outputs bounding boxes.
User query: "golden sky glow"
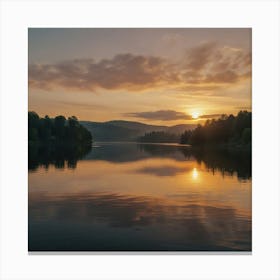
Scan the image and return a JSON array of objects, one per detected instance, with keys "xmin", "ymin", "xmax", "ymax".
[{"xmin": 28, "ymin": 28, "xmax": 252, "ymax": 125}]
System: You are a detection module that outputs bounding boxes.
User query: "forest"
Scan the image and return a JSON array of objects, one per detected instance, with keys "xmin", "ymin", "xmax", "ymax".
[
  {"xmin": 180, "ymin": 111, "xmax": 251, "ymax": 148},
  {"xmin": 136, "ymin": 111, "xmax": 251, "ymax": 149},
  {"xmin": 137, "ymin": 131, "xmax": 179, "ymax": 143},
  {"xmin": 28, "ymin": 110, "xmax": 251, "ymax": 148},
  {"xmin": 28, "ymin": 111, "xmax": 92, "ymax": 146}
]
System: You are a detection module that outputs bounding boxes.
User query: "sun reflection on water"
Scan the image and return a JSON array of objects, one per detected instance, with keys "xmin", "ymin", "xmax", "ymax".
[{"xmin": 192, "ymin": 167, "xmax": 199, "ymax": 180}]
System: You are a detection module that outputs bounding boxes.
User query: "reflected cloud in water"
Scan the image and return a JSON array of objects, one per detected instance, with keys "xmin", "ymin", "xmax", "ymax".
[
  {"xmin": 29, "ymin": 142, "xmax": 251, "ymax": 251},
  {"xmin": 29, "ymin": 192, "xmax": 251, "ymax": 251},
  {"xmin": 135, "ymin": 165, "xmax": 192, "ymax": 177}
]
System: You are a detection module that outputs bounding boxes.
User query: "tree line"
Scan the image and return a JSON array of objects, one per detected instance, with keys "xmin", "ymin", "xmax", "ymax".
[
  {"xmin": 135, "ymin": 111, "xmax": 251, "ymax": 149},
  {"xmin": 180, "ymin": 111, "xmax": 251, "ymax": 147},
  {"xmin": 28, "ymin": 111, "xmax": 92, "ymax": 146},
  {"xmin": 137, "ymin": 131, "xmax": 179, "ymax": 143}
]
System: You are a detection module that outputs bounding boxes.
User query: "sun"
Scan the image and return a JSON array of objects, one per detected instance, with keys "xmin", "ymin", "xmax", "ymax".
[{"xmin": 192, "ymin": 112, "xmax": 200, "ymax": 119}]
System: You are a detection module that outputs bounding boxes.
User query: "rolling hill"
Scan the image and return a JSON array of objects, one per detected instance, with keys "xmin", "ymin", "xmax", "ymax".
[{"xmin": 80, "ymin": 120, "xmax": 196, "ymax": 142}]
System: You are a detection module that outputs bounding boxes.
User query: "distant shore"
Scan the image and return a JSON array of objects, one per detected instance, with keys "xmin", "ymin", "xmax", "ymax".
[{"xmin": 92, "ymin": 141, "xmax": 251, "ymax": 153}]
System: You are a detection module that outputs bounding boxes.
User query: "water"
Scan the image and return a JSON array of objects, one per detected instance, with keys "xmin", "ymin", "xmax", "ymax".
[{"xmin": 28, "ymin": 142, "xmax": 251, "ymax": 251}]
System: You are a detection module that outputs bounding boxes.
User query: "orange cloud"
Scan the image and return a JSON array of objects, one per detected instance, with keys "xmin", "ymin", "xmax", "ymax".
[
  {"xmin": 125, "ymin": 110, "xmax": 192, "ymax": 121},
  {"xmin": 126, "ymin": 110, "xmax": 224, "ymax": 121},
  {"xmin": 29, "ymin": 42, "xmax": 251, "ymax": 93},
  {"xmin": 200, "ymin": 114, "xmax": 222, "ymax": 119}
]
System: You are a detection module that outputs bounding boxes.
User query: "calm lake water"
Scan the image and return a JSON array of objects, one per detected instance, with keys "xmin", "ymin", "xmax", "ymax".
[{"xmin": 28, "ymin": 142, "xmax": 251, "ymax": 251}]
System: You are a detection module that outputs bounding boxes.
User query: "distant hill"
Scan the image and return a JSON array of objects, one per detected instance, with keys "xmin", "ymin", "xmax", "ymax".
[
  {"xmin": 166, "ymin": 124, "xmax": 196, "ymax": 135},
  {"xmin": 80, "ymin": 120, "xmax": 196, "ymax": 142},
  {"xmin": 106, "ymin": 120, "xmax": 167, "ymax": 132}
]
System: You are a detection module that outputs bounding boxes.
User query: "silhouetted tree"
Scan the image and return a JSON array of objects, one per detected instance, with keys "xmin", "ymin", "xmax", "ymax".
[
  {"xmin": 28, "ymin": 112, "xmax": 92, "ymax": 145},
  {"xmin": 54, "ymin": 115, "xmax": 66, "ymax": 140},
  {"xmin": 180, "ymin": 130, "xmax": 192, "ymax": 144},
  {"xmin": 180, "ymin": 111, "xmax": 252, "ymax": 148},
  {"xmin": 241, "ymin": 128, "xmax": 251, "ymax": 144},
  {"xmin": 28, "ymin": 112, "xmax": 93, "ymax": 170},
  {"xmin": 138, "ymin": 131, "xmax": 179, "ymax": 143}
]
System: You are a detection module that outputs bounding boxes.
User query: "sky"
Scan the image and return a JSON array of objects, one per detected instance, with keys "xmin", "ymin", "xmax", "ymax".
[{"xmin": 28, "ymin": 28, "xmax": 252, "ymax": 125}]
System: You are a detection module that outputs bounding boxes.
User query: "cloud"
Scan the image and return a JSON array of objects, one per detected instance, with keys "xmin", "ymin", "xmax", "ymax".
[
  {"xmin": 204, "ymin": 70, "xmax": 239, "ymax": 83},
  {"xmin": 199, "ymin": 114, "xmax": 222, "ymax": 119},
  {"xmin": 235, "ymin": 106, "xmax": 251, "ymax": 111},
  {"xmin": 180, "ymin": 42, "xmax": 251, "ymax": 86},
  {"xmin": 176, "ymin": 84, "xmax": 225, "ymax": 93},
  {"xmin": 126, "ymin": 110, "xmax": 223, "ymax": 121},
  {"xmin": 125, "ymin": 110, "xmax": 192, "ymax": 121},
  {"xmin": 135, "ymin": 165, "xmax": 191, "ymax": 176},
  {"xmin": 29, "ymin": 42, "xmax": 251, "ymax": 93},
  {"xmin": 29, "ymin": 54, "xmax": 177, "ymax": 92},
  {"xmin": 57, "ymin": 100, "xmax": 107, "ymax": 110},
  {"xmin": 185, "ymin": 41, "xmax": 217, "ymax": 71}
]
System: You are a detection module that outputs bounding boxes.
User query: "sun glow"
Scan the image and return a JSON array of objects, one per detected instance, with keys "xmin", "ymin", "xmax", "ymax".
[
  {"xmin": 191, "ymin": 112, "xmax": 200, "ymax": 119},
  {"xmin": 192, "ymin": 168, "xmax": 199, "ymax": 180}
]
